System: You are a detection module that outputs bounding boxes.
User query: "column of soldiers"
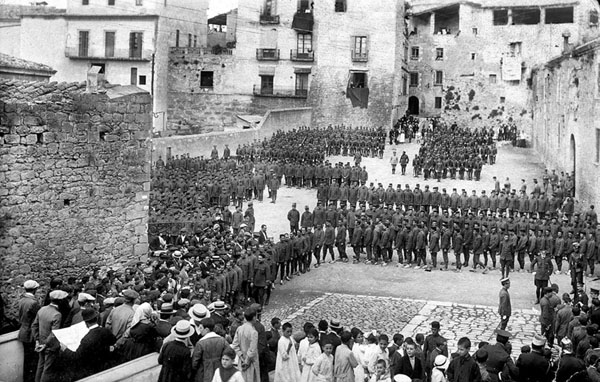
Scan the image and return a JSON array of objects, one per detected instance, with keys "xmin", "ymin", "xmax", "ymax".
[
  {"xmin": 294, "ymin": 181, "xmax": 598, "ymax": 281},
  {"xmin": 411, "ymin": 121, "xmax": 497, "ymax": 182},
  {"xmin": 149, "ymin": 126, "xmax": 383, "ymax": 237}
]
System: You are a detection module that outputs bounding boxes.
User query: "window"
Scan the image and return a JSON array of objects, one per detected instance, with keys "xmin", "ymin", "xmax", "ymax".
[
  {"xmin": 139, "ymin": 75, "xmax": 146, "ymax": 85},
  {"xmin": 354, "ymin": 36, "xmax": 367, "ymax": 55},
  {"xmin": 512, "ymin": 8, "xmax": 540, "ymax": 25},
  {"xmin": 78, "ymin": 31, "xmax": 89, "ymax": 57},
  {"xmin": 135, "ymin": 0, "xmax": 142, "ymax": 5},
  {"xmin": 200, "ymin": 71, "xmax": 214, "ymax": 88},
  {"xmin": 193, "ymin": 35, "xmax": 198, "ymax": 47},
  {"xmin": 493, "ymin": 9, "xmax": 508, "ymax": 25},
  {"xmin": 129, "ymin": 32, "xmax": 143, "ymax": 58},
  {"xmin": 91, "ymin": 63, "xmax": 105, "ymax": 74},
  {"xmin": 471, "ymin": 53, "xmax": 476, "ymax": 60},
  {"xmin": 509, "ymin": 42, "xmax": 522, "ymax": 56},
  {"xmin": 402, "ymin": 75, "xmax": 407, "ymax": 95},
  {"xmin": 489, "ymin": 74, "xmax": 497, "ymax": 84},
  {"xmin": 472, "ymin": 27, "xmax": 478, "ymax": 35},
  {"xmin": 264, "ymin": 0, "xmax": 274, "ymax": 15},
  {"xmin": 335, "ymin": 0, "xmax": 346, "ymax": 12},
  {"xmin": 435, "ymin": 48, "xmax": 444, "ymax": 61},
  {"xmin": 409, "ymin": 72, "xmax": 418, "ymax": 87},
  {"xmin": 82, "ymin": 0, "xmax": 89, "ymax": 4},
  {"xmin": 435, "ymin": 97, "xmax": 442, "ymax": 109},
  {"xmin": 105, "ymin": 31, "xmax": 115, "ymax": 58},
  {"xmin": 500, "ymin": 96, "xmax": 506, "ymax": 103},
  {"xmin": 597, "ymin": 129, "xmax": 600, "ymax": 162},
  {"xmin": 434, "ymin": 70, "xmax": 443, "ymax": 85},
  {"xmin": 545, "ymin": 7, "xmax": 574, "ymax": 24},
  {"xmin": 297, "ymin": 33, "xmax": 312, "ymax": 53},
  {"xmin": 260, "ymin": 75, "xmax": 274, "ymax": 94},
  {"xmin": 348, "ymin": 72, "xmax": 367, "ymax": 88},
  {"xmin": 410, "ymin": 46, "xmax": 419, "ymax": 60},
  {"xmin": 188, "ymin": 33, "xmax": 192, "ymax": 47},
  {"xmin": 591, "ymin": 10, "xmax": 599, "ymax": 26},
  {"xmin": 131, "ymin": 67, "xmax": 138, "ymax": 85},
  {"xmin": 295, "ymin": 73, "xmax": 309, "ymax": 96},
  {"xmin": 108, "ymin": 0, "xmax": 115, "ymax": 5},
  {"xmin": 175, "ymin": 30, "xmax": 180, "ymax": 47},
  {"xmin": 297, "ymin": 0, "xmax": 309, "ymax": 12}
]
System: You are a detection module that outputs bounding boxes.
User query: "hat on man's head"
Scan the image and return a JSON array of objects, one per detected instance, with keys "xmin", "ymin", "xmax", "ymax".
[
  {"xmin": 171, "ymin": 320, "xmax": 194, "ymax": 339},
  {"xmin": 431, "ymin": 321, "xmax": 440, "ymax": 329},
  {"xmin": 189, "ymin": 304, "xmax": 210, "ymax": 321},
  {"xmin": 495, "ymin": 329, "xmax": 512, "ymax": 339},
  {"xmin": 532, "ymin": 334, "xmax": 546, "ymax": 347},
  {"xmin": 394, "ymin": 375, "xmax": 412, "ymax": 382},
  {"xmin": 24, "ymin": 280, "xmax": 39, "ymax": 289},
  {"xmin": 434, "ymin": 354, "xmax": 450, "ymax": 369},
  {"xmin": 160, "ymin": 302, "xmax": 175, "ymax": 315},
  {"xmin": 214, "ymin": 300, "xmax": 226, "ymax": 310},
  {"xmin": 103, "ymin": 297, "xmax": 115, "ymax": 306},
  {"xmin": 81, "ymin": 308, "xmax": 98, "ymax": 322},
  {"xmin": 77, "ymin": 292, "xmax": 96, "ymax": 303},
  {"xmin": 330, "ymin": 320, "xmax": 342, "ymax": 330},
  {"xmin": 500, "ymin": 277, "xmax": 510, "ymax": 285},
  {"xmin": 49, "ymin": 290, "xmax": 69, "ymax": 300},
  {"xmin": 122, "ymin": 289, "xmax": 139, "ymax": 301}
]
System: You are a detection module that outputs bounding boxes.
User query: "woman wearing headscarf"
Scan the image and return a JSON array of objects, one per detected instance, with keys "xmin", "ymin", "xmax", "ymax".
[{"xmin": 120, "ymin": 302, "xmax": 161, "ymax": 362}]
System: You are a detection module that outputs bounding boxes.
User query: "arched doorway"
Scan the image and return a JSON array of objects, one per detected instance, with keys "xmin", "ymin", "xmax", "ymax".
[
  {"xmin": 408, "ymin": 96, "xmax": 420, "ymax": 115},
  {"xmin": 570, "ymin": 134, "xmax": 576, "ymax": 196}
]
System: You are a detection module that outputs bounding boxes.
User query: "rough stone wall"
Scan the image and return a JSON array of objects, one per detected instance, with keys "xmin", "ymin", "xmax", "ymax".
[
  {"xmin": 311, "ymin": 0, "xmax": 405, "ymax": 128},
  {"xmin": 0, "ymin": 79, "xmax": 151, "ymax": 319},
  {"xmin": 407, "ymin": 1, "xmax": 598, "ymax": 133},
  {"xmin": 167, "ymin": 48, "xmax": 309, "ymax": 135},
  {"xmin": 530, "ymin": 47, "xmax": 600, "ymax": 209}
]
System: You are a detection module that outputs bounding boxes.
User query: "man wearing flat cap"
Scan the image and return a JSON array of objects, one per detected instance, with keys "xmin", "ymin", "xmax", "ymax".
[
  {"xmin": 516, "ymin": 334, "xmax": 550, "ymax": 381},
  {"xmin": 32, "ymin": 289, "xmax": 69, "ymax": 382},
  {"xmin": 106, "ymin": 289, "xmax": 138, "ymax": 340},
  {"xmin": 18, "ymin": 280, "xmax": 40, "ymax": 382}
]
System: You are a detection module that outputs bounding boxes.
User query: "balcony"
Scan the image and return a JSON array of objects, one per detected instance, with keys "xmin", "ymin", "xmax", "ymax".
[
  {"xmin": 351, "ymin": 50, "xmax": 368, "ymax": 62},
  {"xmin": 259, "ymin": 14, "xmax": 280, "ymax": 24},
  {"xmin": 290, "ymin": 49, "xmax": 314, "ymax": 62},
  {"xmin": 169, "ymin": 46, "xmax": 234, "ymax": 55},
  {"xmin": 256, "ymin": 48, "xmax": 280, "ymax": 61},
  {"xmin": 65, "ymin": 47, "xmax": 152, "ymax": 61},
  {"xmin": 253, "ymin": 84, "xmax": 308, "ymax": 98}
]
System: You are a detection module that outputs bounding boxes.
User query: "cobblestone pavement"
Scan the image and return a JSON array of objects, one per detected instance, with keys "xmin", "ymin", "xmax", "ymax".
[{"xmin": 262, "ymin": 292, "xmax": 540, "ymax": 358}]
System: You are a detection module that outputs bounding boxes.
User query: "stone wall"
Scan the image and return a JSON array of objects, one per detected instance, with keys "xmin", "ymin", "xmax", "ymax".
[
  {"xmin": 0, "ymin": 79, "xmax": 152, "ymax": 319},
  {"xmin": 530, "ymin": 42, "xmax": 600, "ymax": 209},
  {"xmin": 167, "ymin": 48, "xmax": 310, "ymax": 135},
  {"xmin": 152, "ymin": 107, "xmax": 312, "ymax": 161}
]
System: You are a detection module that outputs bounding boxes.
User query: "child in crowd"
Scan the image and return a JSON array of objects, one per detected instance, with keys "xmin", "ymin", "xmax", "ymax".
[
  {"xmin": 370, "ymin": 359, "xmax": 391, "ymax": 382},
  {"xmin": 300, "ymin": 327, "xmax": 322, "ymax": 382},
  {"xmin": 312, "ymin": 342, "xmax": 334, "ymax": 382},
  {"xmin": 447, "ymin": 337, "xmax": 481, "ymax": 382},
  {"xmin": 211, "ymin": 347, "xmax": 244, "ymax": 382},
  {"xmin": 431, "ymin": 354, "xmax": 450, "ymax": 382},
  {"xmin": 275, "ymin": 322, "xmax": 301, "ymax": 382},
  {"xmin": 368, "ymin": 334, "xmax": 390, "ymax": 375}
]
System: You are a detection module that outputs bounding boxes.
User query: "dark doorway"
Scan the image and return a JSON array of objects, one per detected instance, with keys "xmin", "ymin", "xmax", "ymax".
[{"xmin": 408, "ymin": 96, "xmax": 420, "ymax": 115}]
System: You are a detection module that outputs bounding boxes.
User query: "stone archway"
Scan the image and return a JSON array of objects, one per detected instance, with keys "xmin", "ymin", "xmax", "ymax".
[{"xmin": 408, "ymin": 96, "xmax": 420, "ymax": 115}]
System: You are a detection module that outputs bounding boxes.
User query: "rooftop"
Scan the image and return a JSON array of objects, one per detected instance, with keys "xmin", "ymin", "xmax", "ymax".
[
  {"xmin": 0, "ymin": 78, "xmax": 85, "ymax": 104},
  {"xmin": 0, "ymin": 53, "xmax": 56, "ymax": 74},
  {"xmin": 407, "ymin": 0, "xmax": 580, "ymax": 15}
]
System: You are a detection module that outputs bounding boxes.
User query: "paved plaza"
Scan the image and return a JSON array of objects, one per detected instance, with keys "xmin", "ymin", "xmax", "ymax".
[{"xmin": 253, "ymin": 139, "xmax": 562, "ymax": 355}]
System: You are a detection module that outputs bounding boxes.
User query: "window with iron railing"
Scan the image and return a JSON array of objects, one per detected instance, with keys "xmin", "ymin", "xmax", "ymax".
[{"xmin": 256, "ymin": 48, "xmax": 280, "ymax": 60}]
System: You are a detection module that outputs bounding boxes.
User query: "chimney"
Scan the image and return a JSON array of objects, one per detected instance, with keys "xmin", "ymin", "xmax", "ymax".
[{"xmin": 86, "ymin": 65, "xmax": 103, "ymax": 93}]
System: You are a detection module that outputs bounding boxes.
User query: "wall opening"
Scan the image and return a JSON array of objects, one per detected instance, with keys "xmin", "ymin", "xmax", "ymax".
[
  {"xmin": 408, "ymin": 96, "xmax": 420, "ymax": 115},
  {"xmin": 545, "ymin": 7, "xmax": 573, "ymax": 24},
  {"xmin": 99, "ymin": 131, "xmax": 106, "ymax": 141},
  {"xmin": 64, "ymin": 199, "xmax": 71, "ymax": 207},
  {"xmin": 36, "ymin": 133, "xmax": 43, "ymax": 144},
  {"xmin": 512, "ymin": 8, "xmax": 540, "ymax": 25}
]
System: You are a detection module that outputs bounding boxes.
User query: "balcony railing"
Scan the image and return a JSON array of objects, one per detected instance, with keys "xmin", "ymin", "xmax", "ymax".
[
  {"xmin": 256, "ymin": 48, "xmax": 280, "ymax": 61},
  {"xmin": 253, "ymin": 84, "xmax": 308, "ymax": 98},
  {"xmin": 169, "ymin": 47, "xmax": 234, "ymax": 55},
  {"xmin": 259, "ymin": 14, "xmax": 280, "ymax": 24},
  {"xmin": 351, "ymin": 50, "xmax": 368, "ymax": 62},
  {"xmin": 290, "ymin": 49, "xmax": 314, "ymax": 62},
  {"xmin": 65, "ymin": 47, "xmax": 152, "ymax": 61}
]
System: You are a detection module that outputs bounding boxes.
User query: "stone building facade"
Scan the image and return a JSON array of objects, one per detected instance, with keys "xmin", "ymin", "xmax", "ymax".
[
  {"xmin": 406, "ymin": 0, "xmax": 599, "ymax": 134},
  {"xmin": 166, "ymin": 0, "xmax": 408, "ymax": 134},
  {"xmin": 530, "ymin": 39, "xmax": 600, "ymax": 208},
  {"xmin": 0, "ymin": 79, "xmax": 152, "ymax": 318}
]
